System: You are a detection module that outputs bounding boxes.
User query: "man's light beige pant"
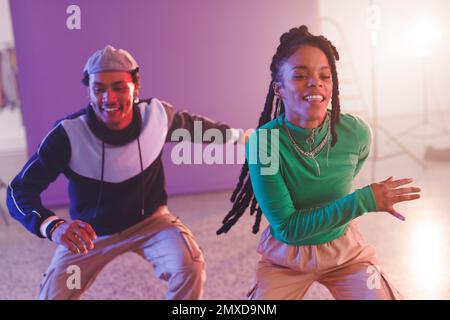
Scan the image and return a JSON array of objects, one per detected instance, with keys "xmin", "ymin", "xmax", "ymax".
[
  {"xmin": 248, "ymin": 221, "xmax": 403, "ymax": 300},
  {"xmin": 38, "ymin": 206, "xmax": 206, "ymax": 300}
]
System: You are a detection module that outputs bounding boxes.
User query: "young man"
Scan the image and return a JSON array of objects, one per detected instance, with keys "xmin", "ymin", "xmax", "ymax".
[{"xmin": 7, "ymin": 45, "xmax": 241, "ymax": 300}]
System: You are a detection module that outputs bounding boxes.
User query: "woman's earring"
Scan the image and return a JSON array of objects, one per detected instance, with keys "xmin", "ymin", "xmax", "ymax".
[
  {"xmin": 276, "ymin": 98, "xmax": 282, "ymax": 116},
  {"xmin": 272, "ymin": 96, "xmax": 282, "ymax": 117},
  {"xmin": 134, "ymin": 97, "xmax": 139, "ymax": 104}
]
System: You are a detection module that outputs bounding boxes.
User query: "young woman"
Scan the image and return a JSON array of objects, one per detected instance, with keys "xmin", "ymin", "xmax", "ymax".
[{"xmin": 218, "ymin": 26, "xmax": 421, "ymax": 300}]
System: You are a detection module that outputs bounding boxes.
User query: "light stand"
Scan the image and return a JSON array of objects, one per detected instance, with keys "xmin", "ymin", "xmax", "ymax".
[
  {"xmin": 396, "ymin": 55, "xmax": 449, "ymax": 139},
  {"xmin": 367, "ymin": 2, "xmax": 426, "ymax": 182}
]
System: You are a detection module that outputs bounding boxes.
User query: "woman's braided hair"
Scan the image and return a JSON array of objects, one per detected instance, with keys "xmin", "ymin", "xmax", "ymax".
[{"xmin": 217, "ymin": 25, "xmax": 341, "ymax": 235}]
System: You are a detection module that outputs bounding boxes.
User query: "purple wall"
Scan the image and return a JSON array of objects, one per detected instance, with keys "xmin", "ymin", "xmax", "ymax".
[{"xmin": 9, "ymin": 0, "xmax": 318, "ymax": 207}]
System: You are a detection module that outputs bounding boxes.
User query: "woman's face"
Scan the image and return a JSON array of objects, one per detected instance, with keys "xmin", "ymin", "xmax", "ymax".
[{"xmin": 274, "ymin": 45, "xmax": 333, "ymax": 128}]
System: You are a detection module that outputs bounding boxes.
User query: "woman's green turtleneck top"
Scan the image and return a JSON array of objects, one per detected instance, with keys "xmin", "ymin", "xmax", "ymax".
[{"xmin": 247, "ymin": 111, "xmax": 377, "ymax": 245}]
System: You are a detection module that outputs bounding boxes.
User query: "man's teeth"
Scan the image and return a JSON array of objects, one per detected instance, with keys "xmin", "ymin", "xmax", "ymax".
[
  {"xmin": 305, "ymin": 95, "xmax": 324, "ymax": 102},
  {"xmin": 104, "ymin": 106, "xmax": 120, "ymax": 112}
]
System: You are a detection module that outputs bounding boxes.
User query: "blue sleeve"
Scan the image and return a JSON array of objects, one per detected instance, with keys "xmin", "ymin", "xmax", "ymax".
[{"xmin": 6, "ymin": 124, "xmax": 71, "ymax": 238}]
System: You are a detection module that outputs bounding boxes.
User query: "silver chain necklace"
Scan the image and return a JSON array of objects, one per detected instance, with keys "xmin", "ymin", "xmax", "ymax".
[{"xmin": 282, "ymin": 116, "xmax": 331, "ymax": 176}]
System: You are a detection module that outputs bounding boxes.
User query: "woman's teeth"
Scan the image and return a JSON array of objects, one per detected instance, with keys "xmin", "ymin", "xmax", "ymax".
[{"xmin": 304, "ymin": 95, "xmax": 324, "ymax": 102}]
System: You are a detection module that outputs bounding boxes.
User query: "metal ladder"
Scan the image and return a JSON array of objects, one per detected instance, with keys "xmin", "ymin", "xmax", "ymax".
[{"xmin": 318, "ymin": 17, "xmax": 371, "ymax": 117}]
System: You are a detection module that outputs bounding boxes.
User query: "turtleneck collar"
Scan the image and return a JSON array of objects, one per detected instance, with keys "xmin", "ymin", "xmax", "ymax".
[
  {"xmin": 86, "ymin": 103, "xmax": 142, "ymax": 146},
  {"xmin": 279, "ymin": 110, "xmax": 330, "ymax": 140}
]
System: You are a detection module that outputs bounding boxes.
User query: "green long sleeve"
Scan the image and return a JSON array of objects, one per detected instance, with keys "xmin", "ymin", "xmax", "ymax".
[{"xmin": 247, "ymin": 111, "xmax": 377, "ymax": 245}]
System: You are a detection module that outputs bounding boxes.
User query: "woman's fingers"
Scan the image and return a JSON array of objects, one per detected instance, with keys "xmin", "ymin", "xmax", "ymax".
[
  {"xmin": 388, "ymin": 184, "xmax": 420, "ymax": 221},
  {"xmin": 388, "ymin": 209, "xmax": 406, "ymax": 221},
  {"xmin": 392, "ymin": 194, "xmax": 421, "ymax": 203},
  {"xmin": 388, "ymin": 178, "xmax": 414, "ymax": 188},
  {"xmin": 372, "ymin": 176, "xmax": 421, "ymax": 221},
  {"xmin": 382, "ymin": 176, "xmax": 394, "ymax": 183},
  {"xmin": 391, "ymin": 187, "xmax": 421, "ymax": 196}
]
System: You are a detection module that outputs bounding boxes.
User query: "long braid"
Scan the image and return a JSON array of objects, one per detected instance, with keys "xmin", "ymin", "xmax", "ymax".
[
  {"xmin": 217, "ymin": 83, "xmax": 275, "ymax": 234},
  {"xmin": 318, "ymin": 35, "xmax": 341, "ymax": 146},
  {"xmin": 217, "ymin": 25, "xmax": 342, "ymax": 235}
]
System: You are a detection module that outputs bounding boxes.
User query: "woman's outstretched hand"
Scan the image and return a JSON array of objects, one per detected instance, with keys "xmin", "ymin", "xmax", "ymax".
[{"xmin": 370, "ymin": 176, "xmax": 421, "ymax": 221}]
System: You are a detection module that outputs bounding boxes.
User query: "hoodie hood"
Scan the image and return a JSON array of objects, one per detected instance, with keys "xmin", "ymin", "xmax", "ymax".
[{"xmin": 86, "ymin": 103, "xmax": 142, "ymax": 146}]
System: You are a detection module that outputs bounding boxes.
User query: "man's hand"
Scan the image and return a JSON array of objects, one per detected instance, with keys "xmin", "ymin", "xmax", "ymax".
[
  {"xmin": 51, "ymin": 220, "xmax": 97, "ymax": 254},
  {"xmin": 370, "ymin": 176, "xmax": 421, "ymax": 221}
]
